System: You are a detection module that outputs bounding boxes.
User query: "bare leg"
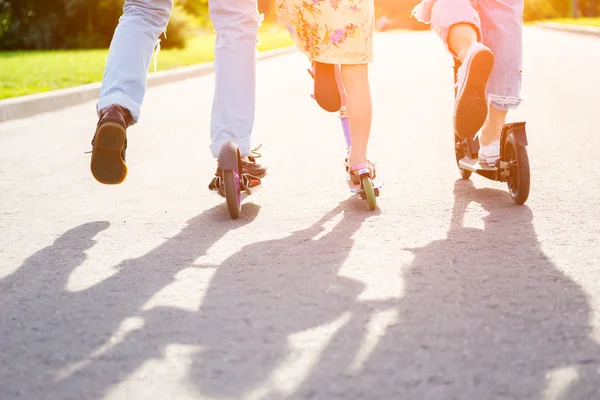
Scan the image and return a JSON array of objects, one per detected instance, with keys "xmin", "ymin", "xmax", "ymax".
[
  {"xmin": 341, "ymin": 64, "xmax": 372, "ymax": 171},
  {"xmin": 480, "ymin": 107, "xmax": 508, "ymax": 145},
  {"xmin": 448, "ymin": 23, "xmax": 478, "ymax": 62}
]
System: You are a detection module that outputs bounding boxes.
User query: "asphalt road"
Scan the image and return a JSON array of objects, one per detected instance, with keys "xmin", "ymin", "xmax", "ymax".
[{"xmin": 1, "ymin": 27, "xmax": 599, "ymax": 399}]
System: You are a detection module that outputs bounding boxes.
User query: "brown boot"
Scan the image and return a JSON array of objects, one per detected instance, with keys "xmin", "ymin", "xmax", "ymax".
[{"xmin": 90, "ymin": 105, "xmax": 133, "ymax": 185}]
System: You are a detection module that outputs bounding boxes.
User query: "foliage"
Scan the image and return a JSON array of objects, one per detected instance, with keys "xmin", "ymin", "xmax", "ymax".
[
  {"xmin": 523, "ymin": 0, "xmax": 568, "ymax": 21},
  {"xmin": 372, "ymin": 0, "xmax": 599, "ymax": 24},
  {"xmin": 1, "ymin": 0, "xmax": 599, "ymax": 50},
  {"xmin": 161, "ymin": 4, "xmax": 195, "ymax": 49},
  {"xmin": 521, "ymin": 0, "xmax": 599, "ymax": 20},
  {"xmin": 0, "ymin": 0, "xmax": 198, "ymax": 50},
  {"xmin": 0, "ymin": 24, "xmax": 293, "ymax": 99},
  {"xmin": 373, "ymin": 0, "xmax": 427, "ymax": 29}
]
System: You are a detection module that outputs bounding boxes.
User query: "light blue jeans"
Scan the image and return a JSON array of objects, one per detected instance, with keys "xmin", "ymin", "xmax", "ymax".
[
  {"xmin": 414, "ymin": 0, "xmax": 523, "ymax": 111},
  {"xmin": 96, "ymin": 0, "xmax": 260, "ymax": 157}
]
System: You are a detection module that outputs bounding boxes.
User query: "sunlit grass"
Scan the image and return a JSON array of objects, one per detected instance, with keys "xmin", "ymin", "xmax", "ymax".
[
  {"xmin": 0, "ymin": 25, "xmax": 294, "ymax": 100},
  {"xmin": 545, "ymin": 17, "xmax": 600, "ymax": 27}
]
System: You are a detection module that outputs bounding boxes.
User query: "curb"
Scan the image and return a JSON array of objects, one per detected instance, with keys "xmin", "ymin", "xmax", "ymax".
[
  {"xmin": 0, "ymin": 45, "xmax": 297, "ymax": 124},
  {"xmin": 536, "ymin": 22, "xmax": 600, "ymax": 37}
]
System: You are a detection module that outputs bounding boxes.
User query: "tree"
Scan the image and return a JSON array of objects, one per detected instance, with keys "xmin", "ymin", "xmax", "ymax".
[{"xmin": 0, "ymin": 0, "xmax": 198, "ymax": 50}]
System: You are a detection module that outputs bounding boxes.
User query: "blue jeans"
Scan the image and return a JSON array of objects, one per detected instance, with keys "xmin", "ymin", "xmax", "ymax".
[{"xmin": 96, "ymin": 0, "xmax": 260, "ymax": 157}]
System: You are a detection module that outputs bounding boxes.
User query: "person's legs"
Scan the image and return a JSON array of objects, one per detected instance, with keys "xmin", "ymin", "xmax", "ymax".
[
  {"xmin": 209, "ymin": 0, "xmax": 260, "ymax": 157},
  {"xmin": 478, "ymin": 0, "xmax": 523, "ymax": 153},
  {"xmin": 97, "ymin": 0, "xmax": 172, "ymax": 122},
  {"xmin": 430, "ymin": 0, "xmax": 494, "ymax": 140},
  {"xmin": 448, "ymin": 23, "xmax": 478, "ymax": 62},
  {"xmin": 341, "ymin": 64, "xmax": 373, "ymax": 182},
  {"xmin": 429, "ymin": 0, "xmax": 481, "ymax": 58},
  {"xmin": 208, "ymin": 0, "xmax": 266, "ymax": 178},
  {"xmin": 91, "ymin": 0, "xmax": 173, "ymax": 184}
]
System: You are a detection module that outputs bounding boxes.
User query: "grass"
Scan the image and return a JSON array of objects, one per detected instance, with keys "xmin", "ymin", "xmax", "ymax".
[
  {"xmin": 545, "ymin": 17, "xmax": 600, "ymax": 27},
  {"xmin": 0, "ymin": 25, "xmax": 294, "ymax": 100}
]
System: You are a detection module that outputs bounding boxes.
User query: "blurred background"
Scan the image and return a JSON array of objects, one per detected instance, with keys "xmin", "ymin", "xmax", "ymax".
[
  {"xmin": 1, "ymin": 0, "xmax": 597, "ymax": 51},
  {"xmin": 0, "ymin": 0, "xmax": 598, "ymax": 100}
]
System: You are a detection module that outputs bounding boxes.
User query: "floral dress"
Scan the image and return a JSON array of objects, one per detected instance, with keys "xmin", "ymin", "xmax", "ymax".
[{"xmin": 275, "ymin": 0, "xmax": 374, "ymax": 64}]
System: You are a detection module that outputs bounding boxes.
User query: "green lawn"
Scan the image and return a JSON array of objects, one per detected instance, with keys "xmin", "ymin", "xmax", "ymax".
[
  {"xmin": 546, "ymin": 17, "xmax": 600, "ymax": 27},
  {"xmin": 0, "ymin": 25, "xmax": 294, "ymax": 100}
]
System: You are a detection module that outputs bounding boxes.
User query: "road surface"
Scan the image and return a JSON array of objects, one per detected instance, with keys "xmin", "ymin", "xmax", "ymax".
[{"xmin": 1, "ymin": 27, "xmax": 600, "ymax": 399}]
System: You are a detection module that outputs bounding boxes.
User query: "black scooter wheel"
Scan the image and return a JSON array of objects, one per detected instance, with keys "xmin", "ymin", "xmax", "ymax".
[
  {"xmin": 504, "ymin": 133, "xmax": 530, "ymax": 205},
  {"xmin": 454, "ymin": 135, "xmax": 472, "ymax": 180}
]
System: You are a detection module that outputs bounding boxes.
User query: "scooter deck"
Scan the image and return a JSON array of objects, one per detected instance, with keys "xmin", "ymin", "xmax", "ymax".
[
  {"xmin": 209, "ymin": 174, "xmax": 263, "ymax": 200},
  {"xmin": 458, "ymin": 157, "xmax": 497, "ymax": 172},
  {"xmin": 346, "ymin": 176, "xmax": 383, "ymax": 194}
]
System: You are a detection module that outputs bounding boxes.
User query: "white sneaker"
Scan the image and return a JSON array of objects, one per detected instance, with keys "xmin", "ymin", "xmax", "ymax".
[
  {"xmin": 454, "ymin": 43, "xmax": 494, "ymax": 140},
  {"xmin": 478, "ymin": 139, "xmax": 501, "ymax": 166}
]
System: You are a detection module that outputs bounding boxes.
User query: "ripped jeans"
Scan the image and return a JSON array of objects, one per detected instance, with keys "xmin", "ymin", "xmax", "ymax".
[
  {"xmin": 96, "ymin": 0, "xmax": 260, "ymax": 158},
  {"xmin": 413, "ymin": 0, "xmax": 523, "ymax": 111}
]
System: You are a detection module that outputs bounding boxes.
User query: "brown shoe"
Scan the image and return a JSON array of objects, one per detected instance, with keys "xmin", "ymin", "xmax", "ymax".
[
  {"xmin": 215, "ymin": 146, "xmax": 267, "ymax": 178},
  {"xmin": 90, "ymin": 105, "xmax": 133, "ymax": 185},
  {"xmin": 308, "ymin": 62, "xmax": 341, "ymax": 113},
  {"xmin": 240, "ymin": 155, "xmax": 267, "ymax": 178}
]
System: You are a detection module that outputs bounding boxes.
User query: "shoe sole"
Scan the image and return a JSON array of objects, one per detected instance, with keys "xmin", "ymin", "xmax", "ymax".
[
  {"xmin": 215, "ymin": 169, "xmax": 267, "ymax": 179},
  {"xmin": 248, "ymin": 171, "xmax": 267, "ymax": 179},
  {"xmin": 454, "ymin": 49, "xmax": 494, "ymax": 139},
  {"xmin": 314, "ymin": 62, "xmax": 342, "ymax": 112},
  {"xmin": 90, "ymin": 122, "xmax": 127, "ymax": 185}
]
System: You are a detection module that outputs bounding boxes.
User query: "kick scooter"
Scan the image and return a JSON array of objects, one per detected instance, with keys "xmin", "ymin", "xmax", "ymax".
[
  {"xmin": 452, "ymin": 59, "xmax": 530, "ymax": 205},
  {"xmin": 310, "ymin": 62, "xmax": 382, "ymax": 211},
  {"xmin": 208, "ymin": 142, "xmax": 263, "ymax": 219}
]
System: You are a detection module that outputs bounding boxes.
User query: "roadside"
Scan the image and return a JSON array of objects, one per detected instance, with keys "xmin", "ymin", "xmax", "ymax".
[
  {"xmin": 0, "ymin": 25, "xmax": 293, "ymax": 101},
  {"xmin": 0, "ymin": 26, "xmax": 295, "ymax": 123},
  {"xmin": 536, "ymin": 17, "xmax": 600, "ymax": 36},
  {"xmin": 544, "ymin": 17, "xmax": 600, "ymax": 27}
]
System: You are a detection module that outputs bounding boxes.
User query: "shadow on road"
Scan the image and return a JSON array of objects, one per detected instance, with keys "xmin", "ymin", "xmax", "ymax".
[
  {"xmin": 0, "ymin": 199, "xmax": 375, "ymax": 399},
  {"xmin": 2, "ymin": 185, "xmax": 599, "ymax": 399},
  {"xmin": 290, "ymin": 181, "xmax": 600, "ymax": 399},
  {"xmin": 0, "ymin": 204, "xmax": 261, "ymax": 399},
  {"xmin": 184, "ymin": 199, "xmax": 373, "ymax": 398}
]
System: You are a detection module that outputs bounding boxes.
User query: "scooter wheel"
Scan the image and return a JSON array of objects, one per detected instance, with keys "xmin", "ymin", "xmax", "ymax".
[
  {"xmin": 504, "ymin": 133, "xmax": 530, "ymax": 205},
  {"xmin": 454, "ymin": 135, "xmax": 472, "ymax": 180},
  {"xmin": 223, "ymin": 169, "xmax": 241, "ymax": 219},
  {"xmin": 362, "ymin": 176, "xmax": 377, "ymax": 211},
  {"xmin": 218, "ymin": 142, "xmax": 243, "ymax": 219},
  {"xmin": 458, "ymin": 166, "xmax": 472, "ymax": 180}
]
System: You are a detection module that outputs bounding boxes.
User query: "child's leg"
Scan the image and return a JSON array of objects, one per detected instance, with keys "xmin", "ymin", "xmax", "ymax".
[
  {"xmin": 430, "ymin": 0, "xmax": 495, "ymax": 140},
  {"xmin": 341, "ymin": 64, "xmax": 372, "ymax": 175},
  {"xmin": 429, "ymin": 0, "xmax": 482, "ymax": 59},
  {"xmin": 478, "ymin": 0, "xmax": 524, "ymax": 146},
  {"xmin": 448, "ymin": 24, "xmax": 479, "ymax": 62}
]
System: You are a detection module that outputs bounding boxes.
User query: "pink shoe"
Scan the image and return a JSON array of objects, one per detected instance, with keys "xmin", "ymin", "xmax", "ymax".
[{"xmin": 349, "ymin": 161, "xmax": 376, "ymax": 185}]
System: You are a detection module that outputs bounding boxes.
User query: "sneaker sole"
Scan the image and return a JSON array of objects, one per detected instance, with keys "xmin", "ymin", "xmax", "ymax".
[
  {"xmin": 90, "ymin": 122, "xmax": 127, "ymax": 185},
  {"xmin": 454, "ymin": 49, "xmax": 494, "ymax": 139}
]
